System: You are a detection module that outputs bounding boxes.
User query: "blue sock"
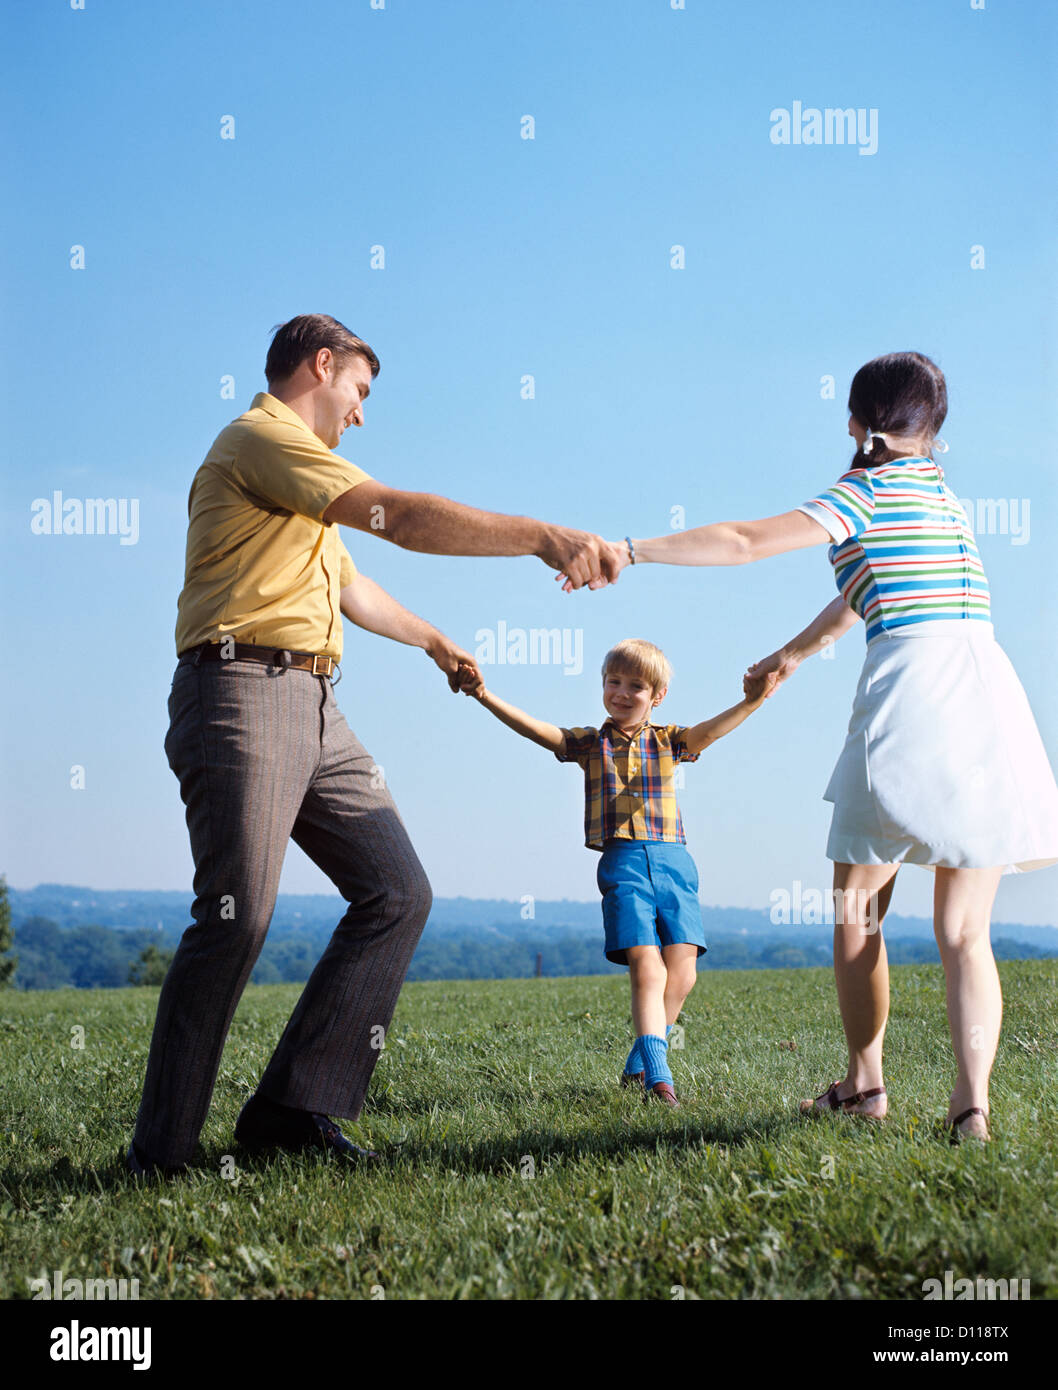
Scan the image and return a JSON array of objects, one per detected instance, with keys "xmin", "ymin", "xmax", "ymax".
[
  {"xmin": 639, "ymin": 1034, "xmax": 673, "ymax": 1088},
  {"xmin": 622, "ymin": 1038, "xmax": 644, "ymax": 1076},
  {"xmin": 665, "ymin": 1024, "xmax": 673, "ymax": 1039}
]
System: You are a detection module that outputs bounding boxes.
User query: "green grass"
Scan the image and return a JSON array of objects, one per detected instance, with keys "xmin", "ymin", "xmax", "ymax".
[{"xmin": 1, "ymin": 962, "xmax": 1056, "ymax": 1300}]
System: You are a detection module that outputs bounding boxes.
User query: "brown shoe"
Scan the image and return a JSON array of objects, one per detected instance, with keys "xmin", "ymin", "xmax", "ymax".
[
  {"xmin": 620, "ymin": 1070, "xmax": 645, "ymax": 1089},
  {"xmin": 947, "ymin": 1107, "xmax": 989, "ymax": 1144},
  {"xmin": 799, "ymin": 1080, "xmax": 887, "ymax": 1119},
  {"xmin": 646, "ymin": 1082, "xmax": 679, "ymax": 1107}
]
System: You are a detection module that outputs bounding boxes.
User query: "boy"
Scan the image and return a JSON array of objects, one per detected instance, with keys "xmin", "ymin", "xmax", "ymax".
[{"xmin": 457, "ymin": 639, "xmax": 776, "ymax": 1106}]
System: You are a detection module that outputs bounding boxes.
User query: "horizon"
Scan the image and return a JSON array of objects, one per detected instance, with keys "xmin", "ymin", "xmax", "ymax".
[{"xmin": 7, "ymin": 880, "xmax": 1055, "ymax": 933}]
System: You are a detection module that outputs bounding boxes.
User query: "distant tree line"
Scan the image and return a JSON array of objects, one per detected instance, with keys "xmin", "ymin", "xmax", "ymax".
[{"xmin": 5, "ymin": 910, "xmax": 1052, "ymax": 990}]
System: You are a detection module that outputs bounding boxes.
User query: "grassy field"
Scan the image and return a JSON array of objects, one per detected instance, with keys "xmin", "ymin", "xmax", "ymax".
[{"xmin": 1, "ymin": 961, "xmax": 1055, "ymax": 1301}]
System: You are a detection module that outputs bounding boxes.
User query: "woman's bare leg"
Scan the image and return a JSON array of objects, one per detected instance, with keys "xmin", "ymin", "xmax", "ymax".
[
  {"xmin": 933, "ymin": 866, "xmax": 1004, "ymax": 1140},
  {"xmin": 805, "ymin": 862, "xmax": 899, "ymax": 1116}
]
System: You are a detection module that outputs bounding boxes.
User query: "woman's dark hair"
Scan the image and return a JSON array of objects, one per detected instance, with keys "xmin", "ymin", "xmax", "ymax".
[
  {"xmin": 265, "ymin": 313, "xmax": 380, "ymax": 388},
  {"xmin": 847, "ymin": 351, "xmax": 947, "ymax": 468}
]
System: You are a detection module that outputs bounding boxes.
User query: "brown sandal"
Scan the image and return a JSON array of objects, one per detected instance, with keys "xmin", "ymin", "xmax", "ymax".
[
  {"xmin": 800, "ymin": 1080, "xmax": 887, "ymax": 1117},
  {"xmin": 947, "ymin": 1107, "xmax": 990, "ymax": 1143}
]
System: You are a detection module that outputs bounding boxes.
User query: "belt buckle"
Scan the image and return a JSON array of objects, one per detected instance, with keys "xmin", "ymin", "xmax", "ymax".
[{"xmin": 311, "ymin": 654, "xmax": 331, "ymax": 678}]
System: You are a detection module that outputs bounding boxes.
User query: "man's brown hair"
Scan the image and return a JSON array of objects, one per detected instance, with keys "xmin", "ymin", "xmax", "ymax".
[{"xmin": 265, "ymin": 314, "xmax": 380, "ymax": 388}]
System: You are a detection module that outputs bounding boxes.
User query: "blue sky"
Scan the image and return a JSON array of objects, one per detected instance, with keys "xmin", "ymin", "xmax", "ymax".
[{"xmin": 3, "ymin": 0, "xmax": 1057, "ymax": 924}]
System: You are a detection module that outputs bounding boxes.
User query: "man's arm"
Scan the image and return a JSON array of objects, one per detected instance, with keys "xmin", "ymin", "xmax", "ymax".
[
  {"xmin": 455, "ymin": 664, "xmax": 566, "ymax": 754},
  {"xmin": 323, "ymin": 480, "xmax": 619, "ymax": 591},
  {"xmin": 340, "ymin": 572, "xmax": 480, "ymax": 693},
  {"xmin": 681, "ymin": 672, "xmax": 778, "ymax": 756}
]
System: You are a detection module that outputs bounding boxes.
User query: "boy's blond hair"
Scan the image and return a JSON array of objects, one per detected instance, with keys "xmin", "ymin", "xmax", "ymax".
[{"xmin": 601, "ymin": 639, "xmax": 672, "ymax": 695}]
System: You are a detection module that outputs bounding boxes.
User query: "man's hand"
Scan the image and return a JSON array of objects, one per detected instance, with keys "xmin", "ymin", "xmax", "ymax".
[
  {"xmin": 427, "ymin": 635, "xmax": 482, "ymax": 693},
  {"xmin": 557, "ymin": 538, "xmax": 629, "ymax": 593},
  {"xmin": 538, "ymin": 526, "xmax": 622, "ymax": 592}
]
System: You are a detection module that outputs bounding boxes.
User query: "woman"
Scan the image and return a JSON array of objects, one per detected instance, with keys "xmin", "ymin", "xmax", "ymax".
[{"xmin": 598, "ymin": 352, "xmax": 1058, "ymax": 1141}]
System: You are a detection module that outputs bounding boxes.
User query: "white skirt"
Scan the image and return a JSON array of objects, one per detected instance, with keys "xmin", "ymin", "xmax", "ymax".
[{"xmin": 825, "ymin": 620, "xmax": 1058, "ymax": 874}]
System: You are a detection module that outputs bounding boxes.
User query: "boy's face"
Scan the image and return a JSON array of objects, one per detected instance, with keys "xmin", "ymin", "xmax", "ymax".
[{"xmin": 602, "ymin": 666, "xmax": 665, "ymax": 733}]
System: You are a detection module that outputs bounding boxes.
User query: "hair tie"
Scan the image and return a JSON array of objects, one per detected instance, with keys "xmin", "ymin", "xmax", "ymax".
[{"xmin": 863, "ymin": 427, "xmax": 888, "ymax": 456}]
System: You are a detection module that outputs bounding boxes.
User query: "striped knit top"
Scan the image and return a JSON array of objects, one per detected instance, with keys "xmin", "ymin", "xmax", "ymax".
[{"xmin": 796, "ymin": 458, "xmax": 991, "ymax": 641}]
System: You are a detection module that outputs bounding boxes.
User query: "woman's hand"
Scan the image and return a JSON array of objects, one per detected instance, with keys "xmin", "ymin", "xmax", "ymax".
[
  {"xmin": 744, "ymin": 649, "xmax": 801, "ymax": 698},
  {"xmin": 743, "ymin": 670, "xmax": 780, "ymax": 707}
]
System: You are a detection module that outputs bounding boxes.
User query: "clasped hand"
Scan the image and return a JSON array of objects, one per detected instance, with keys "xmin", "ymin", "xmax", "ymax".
[{"xmin": 743, "ymin": 650, "xmax": 799, "ymax": 698}]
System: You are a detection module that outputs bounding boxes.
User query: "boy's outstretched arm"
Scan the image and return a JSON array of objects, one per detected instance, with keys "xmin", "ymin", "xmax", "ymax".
[
  {"xmin": 456, "ymin": 664, "xmax": 566, "ymax": 754},
  {"xmin": 340, "ymin": 572, "xmax": 480, "ymax": 692},
  {"xmin": 681, "ymin": 671, "xmax": 779, "ymax": 756},
  {"xmin": 744, "ymin": 596, "xmax": 861, "ymax": 694}
]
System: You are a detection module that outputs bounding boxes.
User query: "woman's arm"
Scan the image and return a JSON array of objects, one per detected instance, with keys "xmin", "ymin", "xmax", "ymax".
[
  {"xmin": 560, "ymin": 511, "xmax": 831, "ymax": 591},
  {"xmin": 635, "ymin": 510, "xmax": 830, "ymax": 566},
  {"xmin": 744, "ymin": 596, "xmax": 861, "ymax": 693}
]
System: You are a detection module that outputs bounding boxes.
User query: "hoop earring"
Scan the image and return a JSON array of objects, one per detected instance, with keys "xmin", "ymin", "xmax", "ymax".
[{"xmin": 933, "ymin": 437, "xmax": 949, "ymax": 454}]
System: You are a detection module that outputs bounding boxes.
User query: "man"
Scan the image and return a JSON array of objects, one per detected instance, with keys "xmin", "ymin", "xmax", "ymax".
[{"xmin": 128, "ymin": 313, "xmax": 617, "ymax": 1176}]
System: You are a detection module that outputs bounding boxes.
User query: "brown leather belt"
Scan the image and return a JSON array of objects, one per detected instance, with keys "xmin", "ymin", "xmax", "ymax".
[{"xmin": 181, "ymin": 641, "xmax": 341, "ymax": 683}]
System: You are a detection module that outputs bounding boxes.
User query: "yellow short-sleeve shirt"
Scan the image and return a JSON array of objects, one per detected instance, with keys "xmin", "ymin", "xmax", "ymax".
[{"xmin": 174, "ymin": 393, "xmax": 371, "ymax": 661}]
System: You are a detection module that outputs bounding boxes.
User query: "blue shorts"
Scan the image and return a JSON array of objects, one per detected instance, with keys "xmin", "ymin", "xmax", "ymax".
[{"xmin": 596, "ymin": 840, "xmax": 708, "ymax": 965}]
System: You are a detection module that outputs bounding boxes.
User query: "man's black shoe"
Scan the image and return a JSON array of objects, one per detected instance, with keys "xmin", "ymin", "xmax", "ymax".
[
  {"xmin": 234, "ymin": 1092, "xmax": 379, "ymax": 1162},
  {"xmin": 126, "ymin": 1141, "xmax": 187, "ymax": 1181},
  {"xmin": 307, "ymin": 1113, "xmax": 380, "ymax": 1162},
  {"xmin": 234, "ymin": 1091, "xmax": 310, "ymax": 1147}
]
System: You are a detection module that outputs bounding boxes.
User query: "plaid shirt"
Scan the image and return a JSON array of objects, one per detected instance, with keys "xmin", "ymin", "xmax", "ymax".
[{"xmin": 555, "ymin": 719, "xmax": 700, "ymax": 851}]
